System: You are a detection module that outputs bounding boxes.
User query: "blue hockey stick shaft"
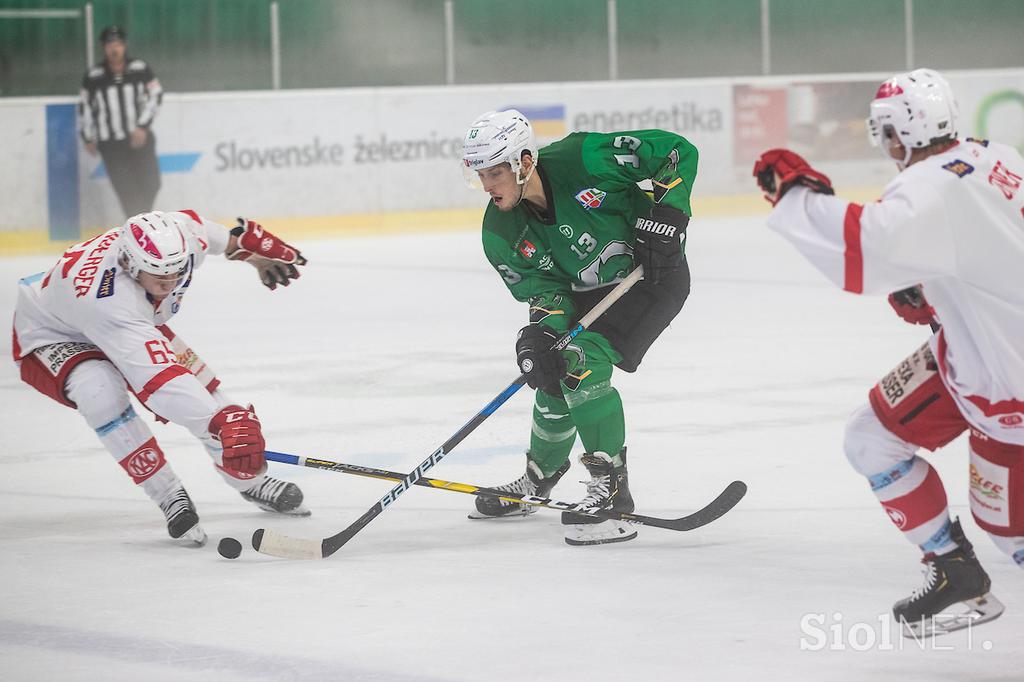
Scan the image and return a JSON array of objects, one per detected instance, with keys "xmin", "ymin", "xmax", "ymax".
[{"xmin": 252, "ymin": 266, "xmax": 645, "ymax": 559}]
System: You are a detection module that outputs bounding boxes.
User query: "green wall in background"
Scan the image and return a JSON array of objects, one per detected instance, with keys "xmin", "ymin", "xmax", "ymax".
[{"xmin": 1, "ymin": 0, "xmax": 1021, "ymax": 96}]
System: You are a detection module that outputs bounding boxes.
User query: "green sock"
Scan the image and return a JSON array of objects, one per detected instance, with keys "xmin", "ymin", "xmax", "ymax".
[
  {"xmin": 528, "ymin": 389, "xmax": 576, "ymax": 477},
  {"xmin": 563, "ymin": 330, "xmax": 625, "ymax": 455}
]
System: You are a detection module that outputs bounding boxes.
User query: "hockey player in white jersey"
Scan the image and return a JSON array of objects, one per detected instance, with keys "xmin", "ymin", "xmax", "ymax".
[
  {"xmin": 753, "ymin": 68, "xmax": 1023, "ymax": 636},
  {"xmin": 13, "ymin": 210, "xmax": 310, "ymax": 545}
]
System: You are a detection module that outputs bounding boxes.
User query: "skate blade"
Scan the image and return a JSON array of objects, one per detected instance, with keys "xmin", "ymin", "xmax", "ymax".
[
  {"xmin": 467, "ymin": 507, "xmax": 537, "ymax": 520},
  {"xmin": 564, "ymin": 521, "xmax": 638, "ymax": 546},
  {"xmin": 178, "ymin": 525, "xmax": 207, "ymax": 547},
  {"xmin": 899, "ymin": 593, "xmax": 1006, "ymax": 638},
  {"xmin": 564, "ymin": 530, "xmax": 638, "ymax": 546}
]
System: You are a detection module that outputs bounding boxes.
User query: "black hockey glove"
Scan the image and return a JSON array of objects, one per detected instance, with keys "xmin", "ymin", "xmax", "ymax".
[
  {"xmin": 633, "ymin": 205, "xmax": 688, "ymax": 284},
  {"xmin": 515, "ymin": 324, "xmax": 567, "ymax": 395}
]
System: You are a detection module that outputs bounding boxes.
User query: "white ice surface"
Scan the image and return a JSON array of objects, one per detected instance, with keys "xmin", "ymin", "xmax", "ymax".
[{"xmin": 1, "ymin": 215, "xmax": 1020, "ymax": 681}]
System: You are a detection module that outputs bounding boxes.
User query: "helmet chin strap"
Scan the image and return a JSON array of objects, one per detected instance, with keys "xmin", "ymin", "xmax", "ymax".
[
  {"xmin": 897, "ymin": 143, "xmax": 913, "ymax": 170},
  {"xmin": 510, "ymin": 185, "xmax": 526, "ymax": 208},
  {"xmin": 511, "ymin": 162, "xmax": 536, "ymax": 208},
  {"xmin": 880, "ymin": 132, "xmax": 914, "ymax": 171}
]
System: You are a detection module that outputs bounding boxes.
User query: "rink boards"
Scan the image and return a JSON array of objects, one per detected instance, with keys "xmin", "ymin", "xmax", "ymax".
[{"xmin": 1, "ymin": 68, "xmax": 1021, "ymax": 252}]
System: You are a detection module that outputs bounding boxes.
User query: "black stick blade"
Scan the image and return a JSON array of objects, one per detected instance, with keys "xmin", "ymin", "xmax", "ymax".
[{"xmin": 663, "ymin": 480, "xmax": 747, "ymax": 531}]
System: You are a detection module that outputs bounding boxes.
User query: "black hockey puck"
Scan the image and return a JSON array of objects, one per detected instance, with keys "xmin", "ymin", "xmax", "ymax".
[{"xmin": 218, "ymin": 536, "xmax": 243, "ymax": 559}]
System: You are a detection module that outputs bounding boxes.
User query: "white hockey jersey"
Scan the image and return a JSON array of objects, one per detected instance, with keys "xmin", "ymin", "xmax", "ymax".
[
  {"xmin": 767, "ymin": 139, "xmax": 1024, "ymax": 445},
  {"xmin": 13, "ymin": 211, "xmax": 231, "ymax": 436}
]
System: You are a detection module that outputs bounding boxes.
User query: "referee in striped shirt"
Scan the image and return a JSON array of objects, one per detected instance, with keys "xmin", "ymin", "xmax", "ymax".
[{"xmin": 79, "ymin": 25, "xmax": 163, "ymax": 218}]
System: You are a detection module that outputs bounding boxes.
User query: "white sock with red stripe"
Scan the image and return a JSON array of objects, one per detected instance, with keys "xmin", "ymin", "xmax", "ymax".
[
  {"xmin": 67, "ymin": 360, "xmax": 184, "ymax": 505},
  {"xmin": 96, "ymin": 406, "xmax": 180, "ymax": 503},
  {"xmin": 844, "ymin": 403, "xmax": 956, "ymax": 556},
  {"xmin": 867, "ymin": 455, "xmax": 957, "ymax": 555}
]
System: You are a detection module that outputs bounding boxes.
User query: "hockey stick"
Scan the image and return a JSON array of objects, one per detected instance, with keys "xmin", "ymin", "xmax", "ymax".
[
  {"xmin": 252, "ymin": 267, "xmax": 646, "ymax": 559},
  {"xmin": 265, "ymin": 450, "xmax": 747, "ymax": 532}
]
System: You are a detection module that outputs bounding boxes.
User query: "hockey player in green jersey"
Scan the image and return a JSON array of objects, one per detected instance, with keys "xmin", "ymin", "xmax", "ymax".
[{"xmin": 462, "ymin": 109, "xmax": 698, "ymax": 545}]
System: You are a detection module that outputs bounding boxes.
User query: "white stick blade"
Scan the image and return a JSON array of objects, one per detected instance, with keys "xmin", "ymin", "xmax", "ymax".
[{"xmin": 253, "ymin": 528, "xmax": 322, "ymax": 560}]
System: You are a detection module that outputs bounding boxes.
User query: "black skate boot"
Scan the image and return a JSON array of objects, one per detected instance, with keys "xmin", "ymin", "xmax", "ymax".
[
  {"xmin": 561, "ymin": 448, "xmax": 637, "ymax": 546},
  {"xmin": 468, "ymin": 455, "xmax": 570, "ymax": 519},
  {"xmin": 241, "ymin": 476, "xmax": 311, "ymax": 516},
  {"xmin": 158, "ymin": 485, "xmax": 206, "ymax": 546},
  {"xmin": 893, "ymin": 519, "xmax": 1004, "ymax": 637}
]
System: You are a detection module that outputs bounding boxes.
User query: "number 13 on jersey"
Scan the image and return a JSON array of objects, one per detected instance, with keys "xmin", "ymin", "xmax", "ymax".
[{"xmin": 613, "ymin": 136, "xmax": 642, "ymax": 169}]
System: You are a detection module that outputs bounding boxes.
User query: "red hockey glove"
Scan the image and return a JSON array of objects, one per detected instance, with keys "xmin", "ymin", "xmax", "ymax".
[
  {"xmin": 209, "ymin": 405, "xmax": 267, "ymax": 476},
  {"xmin": 227, "ymin": 218, "xmax": 307, "ymax": 290},
  {"xmin": 752, "ymin": 149, "xmax": 834, "ymax": 206},
  {"xmin": 888, "ymin": 286, "xmax": 936, "ymax": 326}
]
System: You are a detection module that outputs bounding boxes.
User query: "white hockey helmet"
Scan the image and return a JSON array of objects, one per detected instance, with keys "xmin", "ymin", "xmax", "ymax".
[
  {"xmin": 117, "ymin": 211, "xmax": 192, "ymax": 279},
  {"xmin": 866, "ymin": 68, "xmax": 959, "ymax": 166},
  {"xmin": 462, "ymin": 109, "xmax": 538, "ymax": 189}
]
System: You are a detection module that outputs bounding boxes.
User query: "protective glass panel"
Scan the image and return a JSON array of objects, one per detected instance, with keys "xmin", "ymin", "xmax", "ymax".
[
  {"xmin": 769, "ymin": 0, "xmax": 904, "ymax": 75},
  {"xmin": 617, "ymin": 0, "xmax": 762, "ymax": 78},
  {"xmin": 452, "ymin": 0, "xmax": 608, "ymax": 84},
  {"xmin": 913, "ymin": 0, "xmax": 1024, "ymax": 70},
  {"xmin": 280, "ymin": 0, "xmax": 446, "ymax": 88}
]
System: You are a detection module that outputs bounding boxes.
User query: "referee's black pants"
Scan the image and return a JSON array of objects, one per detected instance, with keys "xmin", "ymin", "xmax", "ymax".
[{"xmin": 99, "ymin": 132, "xmax": 161, "ymax": 219}]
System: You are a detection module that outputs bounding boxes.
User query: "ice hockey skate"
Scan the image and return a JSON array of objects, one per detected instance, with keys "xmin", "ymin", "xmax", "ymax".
[
  {"xmin": 159, "ymin": 485, "xmax": 206, "ymax": 546},
  {"xmin": 894, "ymin": 519, "xmax": 1004, "ymax": 637},
  {"xmin": 561, "ymin": 449, "xmax": 638, "ymax": 546},
  {"xmin": 240, "ymin": 475, "xmax": 311, "ymax": 516},
  {"xmin": 468, "ymin": 456, "xmax": 569, "ymax": 519}
]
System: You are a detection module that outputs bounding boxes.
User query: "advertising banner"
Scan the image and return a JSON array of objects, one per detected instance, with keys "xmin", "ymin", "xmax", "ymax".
[
  {"xmin": 95, "ymin": 80, "xmax": 732, "ymax": 229},
  {"xmin": 729, "ymin": 71, "xmax": 1024, "ymax": 169},
  {"xmin": 1, "ymin": 69, "xmax": 1021, "ymax": 236}
]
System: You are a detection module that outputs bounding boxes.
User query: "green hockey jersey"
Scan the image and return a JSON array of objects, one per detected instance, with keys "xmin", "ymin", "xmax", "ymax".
[{"xmin": 481, "ymin": 129, "xmax": 698, "ymax": 333}]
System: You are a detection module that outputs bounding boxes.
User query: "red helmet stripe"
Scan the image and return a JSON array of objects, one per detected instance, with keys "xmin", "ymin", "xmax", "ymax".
[
  {"xmin": 875, "ymin": 80, "xmax": 904, "ymax": 99},
  {"xmin": 131, "ymin": 223, "xmax": 163, "ymax": 258}
]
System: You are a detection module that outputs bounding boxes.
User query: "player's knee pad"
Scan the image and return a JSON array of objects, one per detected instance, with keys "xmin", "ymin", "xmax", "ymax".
[
  {"xmin": 969, "ymin": 430, "xmax": 1024, "ymax": 537},
  {"xmin": 846, "ymin": 403, "xmax": 951, "ymax": 542},
  {"xmin": 843, "ymin": 402, "xmax": 919, "ymax": 477},
  {"xmin": 65, "ymin": 359, "xmax": 132, "ymax": 430},
  {"xmin": 66, "ymin": 361, "xmax": 171, "ymax": 487},
  {"xmin": 559, "ymin": 334, "xmax": 616, "ymax": 402},
  {"xmin": 564, "ymin": 377, "xmax": 619, "ymax": 417}
]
